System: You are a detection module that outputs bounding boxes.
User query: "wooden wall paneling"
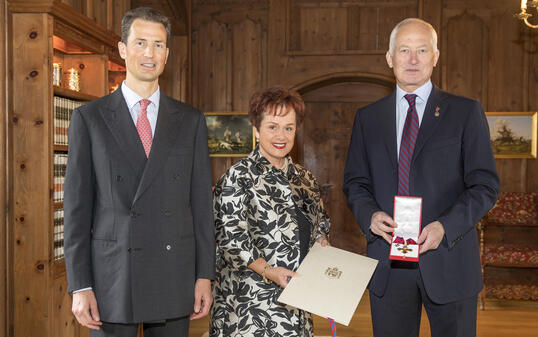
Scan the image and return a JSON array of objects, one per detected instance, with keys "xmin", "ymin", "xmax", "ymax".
[
  {"xmin": 231, "ymin": 18, "xmax": 265, "ymax": 110},
  {"xmin": 91, "ymin": 0, "xmax": 108, "ymax": 28},
  {"xmin": 302, "ymin": 81, "xmax": 393, "ymax": 255},
  {"xmin": 529, "ymin": 31, "xmax": 538, "ymax": 112},
  {"xmin": 158, "ymin": 36, "xmax": 174, "ymax": 97},
  {"xmin": 377, "ymin": 2, "xmax": 419, "ymax": 52},
  {"xmin": 11, "ymin": 12, "xmax": 52, "ymax": 337},
  {"xmin": 299, "ymin": 6, "xmax": 347, "ymax": 52},
  {"xmin": 171, "ymin": 35, "xmax": 189, "ymax": 102},
  {"xmin": 527, "ymin": 38, "xmax": 538, "ymax": 192},
  {"xmin": 1, "ymin": 1, "xmax": 7, "ymax": 337},
  {"xmin": 60, "ymin": 0, "xmax": 84, "ymax": 13},
  {"xmin": 51, "ymin": 276, "xmax": 76, "ymax": 337},
  {"xmin": 495, "ymin": 158, "xmax": 527, "ymax": 192},
  {"xmin": 267, "ymin": 0, "xmax": 289, "ymax": 85},
  {"xmin": 422, "ymin": 0, "xmax": 442, "ymax": 84},
  {"xmin": 443, "ymin": 11, "xmax": 488, "ymax": 102},
  {"xmin": 487, "ymin": 8, "xmax": 526, "ymax": 112},
  {"xmin": 192, "ymin": 19, "xmax": 231, "ymax": 183},
  {"xmin": 112, "ymin": 0, "xmax": 129, "ymax": 36},
  {"xmin": 355, "ymin": 6, "xmax": 377, "ymax": 50},
  {"xmin": 268, "ymin": 1, "xmax": 401, "ymax": 89},
  {"xmin": 192, "ymin": 20, "xmax": 229, "ymax": 111}
]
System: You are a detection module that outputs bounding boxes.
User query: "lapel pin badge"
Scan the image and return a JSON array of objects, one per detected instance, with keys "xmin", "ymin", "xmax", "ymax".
[{"xmin": 434, "ymin": 107, "xmax": 440, "ymax": 117}]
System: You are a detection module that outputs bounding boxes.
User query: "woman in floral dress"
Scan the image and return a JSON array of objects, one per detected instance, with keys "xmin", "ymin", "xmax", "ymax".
[{"xmin": 210, "ymin": 86, "xmax": 331, "ymax": 337}]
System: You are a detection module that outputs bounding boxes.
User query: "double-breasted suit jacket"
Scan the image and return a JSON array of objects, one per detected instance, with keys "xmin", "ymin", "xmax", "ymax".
[
  {"xmin": 343, "ymin": 86, "xmax": 499, "ymax": 304},
  {"xmin": 64, "ymin": 89, "xmax": 215, "ymax": 323}
]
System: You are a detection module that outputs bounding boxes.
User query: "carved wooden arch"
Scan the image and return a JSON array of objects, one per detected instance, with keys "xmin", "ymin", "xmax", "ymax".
[
  {"xmin": 288, "ymin": 72, "xmax": 395, "ymax": 95},
  {"xmin": 286, "ymin": 72, "xmax": 395, "ymax": 164}
]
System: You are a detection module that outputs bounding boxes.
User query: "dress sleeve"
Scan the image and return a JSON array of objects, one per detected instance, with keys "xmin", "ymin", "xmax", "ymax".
[
  {"xmin": 305, "ymin": 170, "xmax": 331, "ymax": 241},
  {"xmin": 214, "ymin": 170, "xmax": 261, "ymax": 272}
]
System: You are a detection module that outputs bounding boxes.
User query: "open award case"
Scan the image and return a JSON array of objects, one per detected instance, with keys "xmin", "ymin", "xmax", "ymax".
[{"xmin": 389, "ymin": 196, "xmax": 423, "ymax": 262}]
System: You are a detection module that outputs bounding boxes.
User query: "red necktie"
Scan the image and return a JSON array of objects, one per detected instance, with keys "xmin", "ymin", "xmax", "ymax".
[
  {"xmin": 397, "ymin": 94, "xmax": 419, "ymax": 196},
  {"xmin": 136, "ymin": 99, "xmax": 152, "ymax": 157}
]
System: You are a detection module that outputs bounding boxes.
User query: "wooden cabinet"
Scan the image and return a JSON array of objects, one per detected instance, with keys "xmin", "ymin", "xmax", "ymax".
[
  {"xmin": 7, "ymin": 2, "xmax": 125, "ymax": 336},
  {"xmin": 479, "ymin": 192, "xmax": 538, "ymax": 309}
]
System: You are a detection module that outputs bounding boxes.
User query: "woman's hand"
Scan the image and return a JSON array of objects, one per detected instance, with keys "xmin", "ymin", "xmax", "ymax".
[
  {"xmin": 316, "ymin": 236, "xmax": 330, "ymax": 247},
  {"xmin": 265, "ymin": 266, "xmax": 297, "ymax": 288}
]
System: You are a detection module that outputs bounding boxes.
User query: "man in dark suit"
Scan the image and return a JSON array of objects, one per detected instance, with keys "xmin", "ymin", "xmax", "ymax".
[
  {"xmin": 64, "ymin": 7, "xmax": 215, "ymax": 337},
  {"xmin": 343, "ymin": 18, "xmax": 499, "ymax": 337}
]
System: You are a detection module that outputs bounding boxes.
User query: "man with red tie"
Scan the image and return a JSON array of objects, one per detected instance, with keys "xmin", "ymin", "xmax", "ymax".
[
  {"xmin": 343, "ymin": 18, "xmax": 499, "ymax": 337},
  {"xmin": 64, "ymin": 7, "xmax": 215, "ymax": 337}
]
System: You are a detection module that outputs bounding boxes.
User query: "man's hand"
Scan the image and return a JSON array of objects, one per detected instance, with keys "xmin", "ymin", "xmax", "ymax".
[
  {"xmin": 72, "ymin": 289, "xmax": 102, "ymax": 330},
  {"xmin": 370, "ymin": 211, "xmax": 397, "ymax": 244},
  {"xmin": 316, "ymin": 236, "xmax": 330, "ymax": 247},
  {"xmin": 190, "ymin": 278, "xmax": 212, "ymax": 320},
  {"xmin": 418, "ymin": 221, "xmax": 445, "ymax": 254}
]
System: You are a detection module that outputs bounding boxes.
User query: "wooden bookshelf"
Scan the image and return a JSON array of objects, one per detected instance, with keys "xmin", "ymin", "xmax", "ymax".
[
  {"xmin": 53, "ymin": 144, "xmax": 68, "ymax": 152},
  {"xmin": 53, "ymin": 85, "xmax": 99, "ymax": 101},
  {"xmin": 8, "ymin": 2, "xmax": 126, "ymax": 336}
]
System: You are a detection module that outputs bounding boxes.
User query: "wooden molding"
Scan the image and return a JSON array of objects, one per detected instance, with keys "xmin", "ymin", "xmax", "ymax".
[
  {"xmin": 1, "ymin": 2, "xmax": 8, "ymax": 337},
  {"xmin": 8, "ymin": 1, "xmax": 122, "ymax": 64}
]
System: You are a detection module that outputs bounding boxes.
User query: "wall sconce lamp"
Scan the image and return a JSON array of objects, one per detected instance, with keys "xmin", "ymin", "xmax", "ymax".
[{"xmin": 515, "ymin": 0, "xmax": 538, "ymax": 28}]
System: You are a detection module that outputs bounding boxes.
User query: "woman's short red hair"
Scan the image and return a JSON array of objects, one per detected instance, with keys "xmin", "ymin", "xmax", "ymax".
[{"xmin": 248, "ymin": 86, "xmax": 305, "ymax": 129}]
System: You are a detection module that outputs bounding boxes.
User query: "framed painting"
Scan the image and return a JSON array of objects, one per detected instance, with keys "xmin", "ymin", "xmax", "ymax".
[
  {"xmin": 204, "ymin": 112, "xmax": 255, "ymax": 157},
  {"xmin": 486, "ymin": 111, "xmax": 537, "ymax": 158}
]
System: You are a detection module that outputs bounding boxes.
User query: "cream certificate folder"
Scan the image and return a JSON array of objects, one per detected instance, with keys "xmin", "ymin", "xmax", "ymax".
[{"xmin": 277, "ymin": 243, "xmax": 378, "ymax": 326}]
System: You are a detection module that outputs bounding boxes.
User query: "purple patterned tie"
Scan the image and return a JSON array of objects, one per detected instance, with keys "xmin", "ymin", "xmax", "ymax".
[{"xmin": 398, "ymin": 94, "xmax": 419, "ymax": 196}]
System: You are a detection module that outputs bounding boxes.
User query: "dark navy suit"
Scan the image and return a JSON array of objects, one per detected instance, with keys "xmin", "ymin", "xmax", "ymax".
[{"xmin": 343, "ymin": 86, "xmax": 499, "ymax": 336}]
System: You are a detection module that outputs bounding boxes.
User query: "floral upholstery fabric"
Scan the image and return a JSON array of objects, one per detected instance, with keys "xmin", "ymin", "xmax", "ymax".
[
  {"xmin": 486, "ymin": 284, "xmax": 538, "ymax": 301},
  {"xmin": 485, "ymin": 192, "xmax": 538, "ymax": 225},
  {"xmin": 483, "ymin": 244, "xmax": 538, "ymax": 267},
  {"xmin": 481, "ymin": 191, "xmax": 538, "ymax": 303}
]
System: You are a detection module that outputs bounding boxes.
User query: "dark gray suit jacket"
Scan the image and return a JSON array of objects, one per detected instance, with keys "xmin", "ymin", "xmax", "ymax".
[
  {"xmin": 343, "ymin": 86, "xmax": 499, "ymax": 304},
  {"xmin": 64, "ymin": 89, "xmax": 215, "ymax": 323}
]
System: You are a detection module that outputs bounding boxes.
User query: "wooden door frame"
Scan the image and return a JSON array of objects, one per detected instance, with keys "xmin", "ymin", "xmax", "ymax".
[
  {"xmin": 1, "ymin": 0, "xmax": 8, "ymax": 336},
  {"xmin": 288, "ymin": 72, "xmax": 395, "ymax": 164}
]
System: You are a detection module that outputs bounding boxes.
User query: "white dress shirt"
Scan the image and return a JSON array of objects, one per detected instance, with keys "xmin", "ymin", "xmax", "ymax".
[
  {"xmin": 395, "ymin": 80, "xmax": 433, "ymax": 158},
  {"xmin": 121, "ymin": 81, "xmax": 160, "ymax": 136}
]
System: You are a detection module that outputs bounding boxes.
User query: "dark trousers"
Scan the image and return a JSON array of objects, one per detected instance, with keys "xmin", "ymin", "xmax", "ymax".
[
  {"xmin": 369, "ymin": 262, "xmax": 477, "ymax": 337},
  {"xmin": 90, "ymin": 316, "xmax": 190, "ymax": 337}
]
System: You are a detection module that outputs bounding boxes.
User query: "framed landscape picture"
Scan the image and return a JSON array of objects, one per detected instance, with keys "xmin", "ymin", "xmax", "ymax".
[
  {"xmin": 204, "ymin": 112, "xmax": 255, "ymax": 157},
  {"xmin": 486, "ymin": 111, "xmax": 537, "ymax": 158}
]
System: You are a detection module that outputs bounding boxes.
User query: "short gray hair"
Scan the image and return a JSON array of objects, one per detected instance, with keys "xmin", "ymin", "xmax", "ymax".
[
  {"xmin": 121, "ymin": 7, "xmax": 171, "ymax": 44},
  {"xmin": 388, "ymin": 18, "xmax": 438, "ymax": 56}
]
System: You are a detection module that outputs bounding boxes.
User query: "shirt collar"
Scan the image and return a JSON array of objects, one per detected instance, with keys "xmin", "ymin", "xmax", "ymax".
[
  {"xmin": 396, "ymin": 80, "xmax": 432, "ymax": 105},
  {"xmin": 248, "ymin": 146, "xmax": 296, "ymax": 178},
  {"xmin": 121, "ymin": 81, "xmax": 160, "ymax": 109}
]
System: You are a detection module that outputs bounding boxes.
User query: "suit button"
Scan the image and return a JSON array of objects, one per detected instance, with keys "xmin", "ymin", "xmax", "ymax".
[
  {"xmin": 116, "ymin": 175, "xmax": 123, "ymax": 182},
  {"xmin": 174, "ymin": 173, "xmax": 181, "ymax": 180},
  {"xmin": 130, "ymin": 211, "xmax": 138, "ymax": 218},
  {"xmin": 127, "ymin": 248, "xmax": 132, "ymax": 253},
  {"xmin": 166, "ymin": 244, "xmax": 171, "ymax": 250}
]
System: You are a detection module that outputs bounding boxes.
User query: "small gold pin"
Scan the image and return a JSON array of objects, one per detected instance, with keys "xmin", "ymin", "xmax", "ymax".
[{"xmin": 434, "ymin": 107, "xmax": 440, "ymax": 117}]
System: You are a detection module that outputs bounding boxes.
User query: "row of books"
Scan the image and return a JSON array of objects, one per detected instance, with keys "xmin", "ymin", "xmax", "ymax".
[
  {"xmin": 54, "ymin": 153, "xmax": 68, "ymax": 204},
  {"xmin": 54, "ymin": 96, "xmax": 84, "ymax": 146},
  {"xmin": 54, "ymin": 209, "xmax": 64, "ymax": 261}
]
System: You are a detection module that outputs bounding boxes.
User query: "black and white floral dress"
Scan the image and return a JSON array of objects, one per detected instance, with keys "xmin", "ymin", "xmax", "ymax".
[{"xmin": 210, "ymin": 147, "xmax": 331, "ymax": 337}]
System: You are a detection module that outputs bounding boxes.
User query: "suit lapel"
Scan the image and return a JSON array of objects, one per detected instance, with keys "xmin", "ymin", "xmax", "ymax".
[
  {"xmin": 412, "ymin": 86, "xmax": 445, "ymax": 163},
  {"xmin": 133, "ymin": 94, "xmax": 185, "ymax": 204},
  {"xmin": 382, "ymin": 91, "xmax": 398, "ymax": 170},
  {"xmin": 101, "ymin": 90, "xmax": 147, "ymax": 180}
]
